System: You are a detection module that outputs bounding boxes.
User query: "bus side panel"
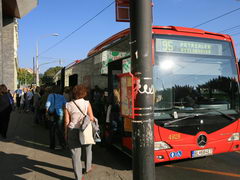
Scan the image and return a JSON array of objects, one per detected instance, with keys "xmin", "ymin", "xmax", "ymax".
[{"xmin": 122, "ymin": 137, "xmax": 132, "ymax": 150}]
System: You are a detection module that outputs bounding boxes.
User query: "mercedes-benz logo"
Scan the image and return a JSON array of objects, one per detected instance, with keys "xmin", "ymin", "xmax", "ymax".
[{"xmin": 197, "ymin": 135, "xmax": 207, "ymax": 147}]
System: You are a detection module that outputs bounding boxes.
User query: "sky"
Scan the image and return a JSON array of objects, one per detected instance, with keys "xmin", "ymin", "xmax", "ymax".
[{"xmin": 18, "ymin": 0, "xmax": 240, "ymax": 73}]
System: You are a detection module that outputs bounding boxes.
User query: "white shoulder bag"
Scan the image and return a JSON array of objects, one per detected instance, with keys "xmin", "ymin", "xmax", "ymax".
[{"xmin": 73, "ymin": 101, "xmax": 95, "ymax": 145}]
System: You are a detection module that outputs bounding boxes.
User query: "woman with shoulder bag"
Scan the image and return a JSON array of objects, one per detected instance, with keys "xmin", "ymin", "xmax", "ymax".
[{"xmin": 64, "ymin": 84, "xmax": 94, "ymax": 180}]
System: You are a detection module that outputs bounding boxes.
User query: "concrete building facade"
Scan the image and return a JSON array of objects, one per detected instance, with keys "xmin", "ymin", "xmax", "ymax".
[{"xmin": 0, "ymin": 0, "xmax": 38, "ymax": 91}]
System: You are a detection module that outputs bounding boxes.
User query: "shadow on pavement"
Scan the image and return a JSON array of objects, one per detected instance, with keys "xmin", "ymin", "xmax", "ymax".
[
  {"xmin": 0, "ymin": 151, "xmax": 74, "ymax": 180},
  {"xmin": 7, "ymin": 111, "xmax": 70, "ymax": 158},
  {"xmin": 92, "ymin": 144, "xmax": 132, "ymax": 171},
  {"xmin": 7, "ymin": 110, "xmax": 132, "ymax": 172}
]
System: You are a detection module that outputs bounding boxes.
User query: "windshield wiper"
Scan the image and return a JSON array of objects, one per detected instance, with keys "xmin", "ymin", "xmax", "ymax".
[
  {"xmin": 164, "ymin": 113, "xmax": 204, "ymax": 126},
  {"xmin": 164, "ymin": 110, "xmax": 236, "ymax": 127},
  {"xmin": 194, "ymin": 107, "xmax": 236, "ymax": 121},
  {"xmin": 208, "ymin": 109, "xmax": 235, "ymax": 121},
  {"xmin": 154, "ymin": 106, "xmax": 193, "ymax": 111}
]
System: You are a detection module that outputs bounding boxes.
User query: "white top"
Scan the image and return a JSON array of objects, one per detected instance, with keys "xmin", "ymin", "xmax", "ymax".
[{"xmin": 66, "ymin": 99, "xmax": 89, "ymax": 129}]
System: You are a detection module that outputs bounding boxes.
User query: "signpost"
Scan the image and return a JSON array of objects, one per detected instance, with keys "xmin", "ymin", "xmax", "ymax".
[
  {"xmin": 116, "ymin": 0, "xmax": 155, "ymax": 179},
  {"xmin": 115, "ymin": 0, "xmax": 130, "ymax": 22},
  {"xmin": 130, "ymin": 1, "xmax": 155, "ymax": 179}
]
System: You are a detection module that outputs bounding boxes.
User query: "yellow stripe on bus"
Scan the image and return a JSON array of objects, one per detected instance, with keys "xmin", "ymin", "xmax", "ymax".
[{"xmin": 165, "ymin": 165, "xmax": 240, "ymax": 178}]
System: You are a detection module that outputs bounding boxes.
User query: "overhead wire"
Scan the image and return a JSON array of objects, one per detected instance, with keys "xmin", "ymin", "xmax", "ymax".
[
  {"xmin": 192, "ymin": 7, "xmax": 240, "ymax": 28},
  {"xmin": 39, "ymin": 3, "xmax": 240, "ymax": 56},
  {"xmin": 230, "ymin": 32, "xmax": 240, "ymax": 36},
  {"xmin": 40, "ymin": 56, "xmax": 65, "ymax": 59},
  {"xmin": 39, "ymin": 1, "xmax": 115, "ymax": 56},
  {"xmin": 218, "ymin": 24, "xmax": 240, "ymax": 33}
]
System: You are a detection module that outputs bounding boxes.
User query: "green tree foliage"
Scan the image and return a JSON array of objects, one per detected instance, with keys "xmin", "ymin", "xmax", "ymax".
[
  {"xmin": 41, "ymin": 66, "xmax": 62, "ymax": 85},
  {"xmin": 17, "ymin": 68, "xmax": 34, "ymax": 86}
]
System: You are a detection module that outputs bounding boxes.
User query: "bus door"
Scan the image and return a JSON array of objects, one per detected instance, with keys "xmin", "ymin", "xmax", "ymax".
[{"xmin": 106, "ymin": 60, "xmax": 122, "ymax": 145}]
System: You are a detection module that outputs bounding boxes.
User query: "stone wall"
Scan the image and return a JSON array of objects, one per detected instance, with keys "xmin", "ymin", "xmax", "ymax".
[
  {"xmin": 0, "ymin": 0, "xmax": 37, "ymax": 92},
  {"xmin": 2, "ymin": 16, "xmax": 17, "ymax": 91},
  {"xmin": 0, "ymin": 1, "xmax": 3, "ymax": 84}
]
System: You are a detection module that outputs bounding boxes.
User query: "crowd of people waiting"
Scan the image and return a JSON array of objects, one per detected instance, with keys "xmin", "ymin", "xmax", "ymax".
[
  {"xmin": 1, "ymin": 84, "xmax": 119, "ymax": 143},
  {"xmin": 13, "ymin": 85, "xmax": 107, "ymax": 124},
  {"xmin": 0, "ymin": 83, "xmax": 109, "ymax": 180}
]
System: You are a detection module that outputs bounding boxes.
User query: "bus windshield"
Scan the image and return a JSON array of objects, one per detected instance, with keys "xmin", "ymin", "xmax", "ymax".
[{"xmin": 153, "ymin": 35, "xmax": 240, "ymax": 118}]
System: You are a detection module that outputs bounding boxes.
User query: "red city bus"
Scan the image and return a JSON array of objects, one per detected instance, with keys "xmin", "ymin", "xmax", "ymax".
[
  {"xmin": 59, "ymin": 26, "xmax": 240, "ymax": 163},
  {"xmin": 152, "ymin": 26, "xmax": 240, "ymax": 162}
]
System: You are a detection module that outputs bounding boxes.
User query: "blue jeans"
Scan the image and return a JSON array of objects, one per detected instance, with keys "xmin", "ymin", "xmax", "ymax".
[{"xmin": 49, "ymin": 115, "xmax": 65, "ymax": 149}]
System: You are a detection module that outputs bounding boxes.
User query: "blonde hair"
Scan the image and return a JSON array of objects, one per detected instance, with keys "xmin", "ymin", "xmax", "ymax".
[{"xmin": 113, "ymin": 88, "xmax": 120, "ymax": 104}]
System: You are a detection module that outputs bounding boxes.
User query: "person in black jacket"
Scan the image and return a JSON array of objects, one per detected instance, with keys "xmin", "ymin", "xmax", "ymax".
[{"xmin": 0, "ymin": 84, "xmax": 13, "ymax": 139}]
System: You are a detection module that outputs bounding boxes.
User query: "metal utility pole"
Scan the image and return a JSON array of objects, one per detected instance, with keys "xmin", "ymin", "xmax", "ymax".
[
  {"xmin": 60, "ymin": 67, "xmax": 65, "ymax": 93},
  {"xmin": 33, "ymin": 57, "xmax": 35, "ymax": 74},
  {"xmin": 130, "ymin": 1, "xmax": 155, "ymax": 180},
  {"xmin": 36, "ymin": 40, "xmax": 39, "ymax": 86},
  {"xmin": 33, "ymin": 57, "xmax": 35, "ymax": 84},
  {"xmin": 35, "ymin": 33, "xmax": 59, "ymax": 86}
]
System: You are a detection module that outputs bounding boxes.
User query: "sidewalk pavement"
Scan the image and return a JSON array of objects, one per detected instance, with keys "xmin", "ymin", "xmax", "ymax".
[{"xmin": 0, "ymin": 110, "xmax": 132, "ymax": 180}]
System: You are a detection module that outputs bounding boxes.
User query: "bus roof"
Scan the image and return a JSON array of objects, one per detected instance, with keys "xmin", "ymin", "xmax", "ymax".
[
  {"xmin": 87, "ymin": 26, "xmax": 232, "ymax": 57},
  {"xmin": 65, "ymin": 60, "xmax": 81, "ymax": 70},
  {"xmin": 87, "ymin": 28, "xmax": 130, "ymax": 57}
]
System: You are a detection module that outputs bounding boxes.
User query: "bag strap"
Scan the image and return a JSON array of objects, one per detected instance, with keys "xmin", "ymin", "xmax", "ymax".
[
  {"xmin": 53, "ymin": 94, "xmax": 55, "ymax": 108},
  {"xmin": 52, "ymin": 94, "xmax": 55, "ymax": 110},
  {"xmin": 73, "ymin": 100, "xmax": 86, "ymax": 117}
]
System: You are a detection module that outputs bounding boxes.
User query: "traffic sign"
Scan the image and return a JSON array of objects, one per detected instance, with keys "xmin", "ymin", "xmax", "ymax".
[{"xmin": 115, "ymin": 0, "xmax": 130, "ymax": 22}]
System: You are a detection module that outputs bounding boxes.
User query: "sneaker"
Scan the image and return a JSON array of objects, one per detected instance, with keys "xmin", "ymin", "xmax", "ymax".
[{"xmin": 86, "ymin": 165, "xmax": 94, "ymax": 173}]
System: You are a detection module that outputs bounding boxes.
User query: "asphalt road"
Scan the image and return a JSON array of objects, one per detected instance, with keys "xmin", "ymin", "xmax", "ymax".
[
  {"xmin": 96, "ymin": 141, "xmax": 240, "ymax": 180},
  {"xmin": 155, "ymin": 152, "xmax": 240, "ymax": 180}
]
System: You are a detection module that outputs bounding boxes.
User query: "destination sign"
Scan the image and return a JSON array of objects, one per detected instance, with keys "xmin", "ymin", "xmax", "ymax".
[{"xmin": 156, "ymin": 39, "xmax": 223, "ymax": 56}]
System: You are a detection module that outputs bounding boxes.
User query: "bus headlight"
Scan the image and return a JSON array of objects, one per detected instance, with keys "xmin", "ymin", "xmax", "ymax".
[
  {"xmin": 154, "ymin": 141, "xmax": 171, "ymax": 150},
  {"xmin": 228, "ymin": 133, "xmax": 240, "ymax": 141}
]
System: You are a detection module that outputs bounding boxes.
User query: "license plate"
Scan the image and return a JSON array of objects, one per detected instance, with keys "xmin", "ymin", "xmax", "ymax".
[{"xmin": 191, "ymin": 148, "xmax": 213, "ymax": 158}]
